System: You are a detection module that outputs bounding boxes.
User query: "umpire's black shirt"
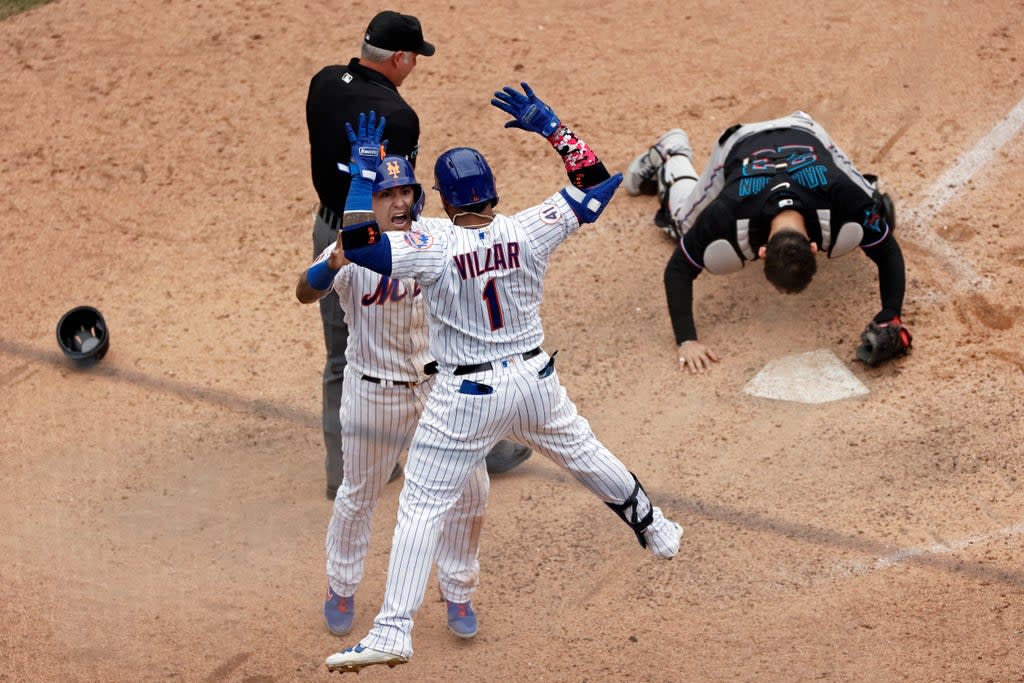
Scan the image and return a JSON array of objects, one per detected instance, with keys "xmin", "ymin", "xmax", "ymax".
[{"xmin": 306, "ymin": 58, "xmax": 421, "ymax": 215}]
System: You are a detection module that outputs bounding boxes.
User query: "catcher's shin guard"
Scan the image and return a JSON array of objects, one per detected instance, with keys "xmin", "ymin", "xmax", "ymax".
[
  {"xmin": 654, "ymin": 148, "xmax": 697, "ymax": 240},
  {"xmin": 606, "ymin": 473, "xmax": 655, "ymax": 548}
]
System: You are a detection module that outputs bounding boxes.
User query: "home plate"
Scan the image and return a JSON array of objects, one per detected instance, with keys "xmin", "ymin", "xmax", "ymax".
[{"xmin": 742, "ymin": 349, "xmax": 869, "ymax": 404}]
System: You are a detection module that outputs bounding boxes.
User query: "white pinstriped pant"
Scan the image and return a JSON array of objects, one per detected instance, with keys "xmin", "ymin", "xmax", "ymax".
[
  {"xmin": 361, "ymin": 351, "xmax": 654, "ymax": 658},
  {"xmin": 325, "ymin": 366, "xmax": 489, "ymax": 600}
]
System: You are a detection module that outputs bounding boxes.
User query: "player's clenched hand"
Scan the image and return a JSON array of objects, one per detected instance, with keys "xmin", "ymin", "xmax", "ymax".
[
  {"xmin": 344, "ymin": 110, "xmax": 387, "ymax": 177},
  {"xmin": 328, "ymin": 231, "xmax": 350, "ymax": 269},
  {"xmin": 490, "ymin": 82, "xmax": 561, "ymax": 137},
  {"xmin": 677, "ymin": 340, "xmax": 719, "ymax": 375}
]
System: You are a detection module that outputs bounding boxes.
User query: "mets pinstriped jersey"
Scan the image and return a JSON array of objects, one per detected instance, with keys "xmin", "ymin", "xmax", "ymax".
[
  {"xmin": 381, "ymin": 191, "xmax": 578, "ymax": 368},
  {"xmin": 313, "ymin": 244, "xmax": 431, "ymax": 381}
]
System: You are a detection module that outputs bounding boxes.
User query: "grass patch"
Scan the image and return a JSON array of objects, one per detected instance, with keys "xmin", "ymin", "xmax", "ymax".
[{"xmin": 0, "ymin": 0, "xmax": 56, "ymax": 21}]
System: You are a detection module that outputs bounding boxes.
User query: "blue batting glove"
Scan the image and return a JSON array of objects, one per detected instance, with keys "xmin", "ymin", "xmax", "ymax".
[
  {"xmin": 344, "ymin": 111, "xmax": 387, "ymax": 179},
  {"xmin": 490, "ymin": 82, "xmax": 561, "ymax": 137}
]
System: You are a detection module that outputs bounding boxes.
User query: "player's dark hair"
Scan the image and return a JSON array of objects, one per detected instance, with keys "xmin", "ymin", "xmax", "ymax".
[{"xmin": 763, "ymin": 230, "xmax": 817, "ymax": 293}]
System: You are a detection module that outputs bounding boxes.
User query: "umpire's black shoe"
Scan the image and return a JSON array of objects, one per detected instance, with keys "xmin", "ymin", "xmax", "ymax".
[{"xmin": 485, "ymin": 441, "xmax": 532, "ymax": 474}]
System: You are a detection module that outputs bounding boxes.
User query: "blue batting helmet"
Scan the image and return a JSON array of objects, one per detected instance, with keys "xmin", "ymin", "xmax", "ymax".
[
  {"xmin": 373, "ymin": 155, "xmax": 424, "ymax": 219},
  {"xmin": 432, "ymin": 147, "xmax": 499, "ymax": 209}
]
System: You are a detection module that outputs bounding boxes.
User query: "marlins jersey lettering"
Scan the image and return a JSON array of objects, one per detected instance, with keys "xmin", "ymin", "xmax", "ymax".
[
  {"xmin": 677, "ymin": 113, "xmax": 888, "ymax": 269},
  {"xmin": 381, "ymin": 191, "xmax": 577, "ymax": 367}
]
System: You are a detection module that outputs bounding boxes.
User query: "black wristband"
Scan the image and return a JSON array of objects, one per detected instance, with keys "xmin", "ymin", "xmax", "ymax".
[
  {"xmin": 340, "ymin": 221, "xmax": 382, "ymax": 250},
  {"xmin": 568, "ymin": 161, "xmax": 610, "ymax": 189}
]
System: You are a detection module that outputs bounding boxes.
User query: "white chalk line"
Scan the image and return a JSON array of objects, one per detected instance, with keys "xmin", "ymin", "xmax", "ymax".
[
  {"xmin": 901, "ymin": 97, "xmax": 1024, "ymax": 290},
  {"xmin": 828, "ymin": 100, "xmax": 1024, "ymax": 576},
  {"xmin": 834, "ymin": 521, "xmax": 1024, "ymax": 578}
]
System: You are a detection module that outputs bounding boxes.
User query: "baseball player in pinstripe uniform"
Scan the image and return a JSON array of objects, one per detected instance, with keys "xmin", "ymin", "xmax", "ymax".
[
  {"xmin": 297, "ymin": 156, "xmax": 489, "ymax": 640},
  {"xmin": 322, "ymin": 84, "xmax": 684, "ymax": 673}
]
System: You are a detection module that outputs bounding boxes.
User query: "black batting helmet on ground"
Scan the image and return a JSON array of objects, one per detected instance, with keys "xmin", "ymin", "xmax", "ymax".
[{"xmin": 56, "ymin": 306, "xmax": 109, "ymax": 366}]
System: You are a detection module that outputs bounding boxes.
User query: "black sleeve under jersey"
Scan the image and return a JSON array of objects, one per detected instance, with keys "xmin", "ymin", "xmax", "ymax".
[
  {"xmin": 664, "ymin": 245, "xmax": 703, "ymax": 344},
  {"xmin": 861, "ymin": 234, "xmax": 906, "ymax": 322}
]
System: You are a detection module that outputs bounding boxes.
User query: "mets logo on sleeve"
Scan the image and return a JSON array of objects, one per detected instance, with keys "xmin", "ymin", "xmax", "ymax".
[
  {"xmin": 403, "ymin": 231, "xmax": 433, "ymax": 250},
  {"xmin": 539, "ymin": 203, "xmax": 561, "ymax": 224}
]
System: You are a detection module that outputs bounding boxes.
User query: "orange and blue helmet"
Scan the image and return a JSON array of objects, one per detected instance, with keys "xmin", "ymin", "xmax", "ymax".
[{"xmin": 373, "ymin": 155, "xmax": 424, "ymax": 219}]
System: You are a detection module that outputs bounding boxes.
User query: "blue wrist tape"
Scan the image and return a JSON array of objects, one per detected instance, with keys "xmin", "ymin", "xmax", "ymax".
[
  {"xmin": 345, "ymin": 174, "xmax": 374, "ymax": 212},
  {"xmin": 306, "ymin": 259, "xmax": 339, "ymax": 290}
]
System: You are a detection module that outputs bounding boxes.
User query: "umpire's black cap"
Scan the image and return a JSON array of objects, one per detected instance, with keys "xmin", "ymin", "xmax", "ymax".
[{"xmin": 364, "ymin": 11, "xmax": 435, "ymax": 56}]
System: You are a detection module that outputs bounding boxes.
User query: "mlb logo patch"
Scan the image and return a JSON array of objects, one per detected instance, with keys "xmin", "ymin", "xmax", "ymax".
[{"xmin": 403, "ymin": 231, "xmax": 433, "ymax": 250}]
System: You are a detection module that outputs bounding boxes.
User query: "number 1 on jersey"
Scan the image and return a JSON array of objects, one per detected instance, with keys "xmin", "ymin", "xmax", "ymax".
[{"xmin": 482, "ymin": 278, "xmax": 504, "ymax": 331}]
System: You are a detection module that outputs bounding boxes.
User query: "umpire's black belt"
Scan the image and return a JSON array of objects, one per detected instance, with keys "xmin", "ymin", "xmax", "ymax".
[
  {"xmin": 317, "ymin": 204, "xmax": 343, "ymax": 230},
  {"xmin": 452, "ymin": 348, "xmax": 543, "ymax": 376}
]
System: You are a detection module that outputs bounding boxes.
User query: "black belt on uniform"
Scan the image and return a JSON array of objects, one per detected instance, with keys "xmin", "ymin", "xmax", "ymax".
[
  {"xmin": 317, "ymin": 204, "xmax": 343, "ymax": 230},
  {"xmin": 453, "ymin": 348, "xmax": 543, "ymax": 376},
  {"xmin": 361, "ymin": 375, "xmax": 421, "ymax": 388}
]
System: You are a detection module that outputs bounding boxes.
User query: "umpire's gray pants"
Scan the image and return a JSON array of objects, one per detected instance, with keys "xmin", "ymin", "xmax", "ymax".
[{"xmin": 313, "ymin": 213, "xmax": 348, "ymax": 494}]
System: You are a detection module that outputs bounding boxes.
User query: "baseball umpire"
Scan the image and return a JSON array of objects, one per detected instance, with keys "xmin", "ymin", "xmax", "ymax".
[
  {"xmin": 305, "ymin": 11, "xmax": 529, "ymax": 498},
  {"xmin": 624, "ymin": 111, "xmax": 912, "ymax": 373},
  {"xmin": 306, "ymin": 10, "xmax": 433, "ymax": 499}
]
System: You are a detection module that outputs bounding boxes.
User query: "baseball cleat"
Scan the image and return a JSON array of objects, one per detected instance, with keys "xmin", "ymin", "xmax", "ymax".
[
  {"xmin": 644, "ymin": 518, "xmax": 684, "ymax": 559},
  {"xmin": 485, "ymin": 441, "xmax": 532, "ymax": 474},
  {"xmin": 325, "ymin": 644, "xmax": 408, "ymax": 673},
  {"xmin": 323, "ymin": 586, "xmax": 355, "ymax": 636},
  {"xmin": 446, "ymin": 600, "xmax": 478, "ymax": 639},
  {"xmin": 654, "ymin": 206, "xmax": 680, "ymax": 240},
  {"xmin": 624, "ymin": 129, "xmax": 692, "ymax": 196}
]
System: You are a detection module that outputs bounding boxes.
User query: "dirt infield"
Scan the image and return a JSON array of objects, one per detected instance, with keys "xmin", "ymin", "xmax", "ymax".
[{"xmin": 2, "ymin": 1, "xmax": 1023, "ymax": 681}]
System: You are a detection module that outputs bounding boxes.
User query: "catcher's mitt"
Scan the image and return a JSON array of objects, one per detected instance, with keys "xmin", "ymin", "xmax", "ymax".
[{"xmin": 856, "ymin": 317, "xmax": 912, "ymax": 366}]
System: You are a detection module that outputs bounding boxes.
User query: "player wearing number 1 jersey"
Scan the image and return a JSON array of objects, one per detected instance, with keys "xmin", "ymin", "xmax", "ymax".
[
  {"xmin": 297, "ymin": 155, "xmax": 489, "ymax": 641},
  {"xmin": 323, "ymin": 84, "xmax": 684, "ymax": 673}
]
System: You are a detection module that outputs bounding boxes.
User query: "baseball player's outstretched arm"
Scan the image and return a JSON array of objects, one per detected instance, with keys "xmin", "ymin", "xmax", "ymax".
[
  {"xmin": 297, "ymin": 108, "xmax": 384, "ymax": 304},
  {"xmin": 861, "ymin": 235, "xmax": 906, "ymax": 323},
  {"xmin": 337, "ymin": 111, "xmax": 394, "ymax": 275},
  {"xmin": 854, "ymin": 233, "xmax": 912, "ymax": 365},
  {"xmin": 491, "ymin": 82, "xmax": 622, "ymax": 223},
  {"xmin": 664, "ymin": 246, "xmax": 719, "ymax": 373},
  {"xmin": 492, "ymin": 82, "xmax": 608, "ymax": 186}
]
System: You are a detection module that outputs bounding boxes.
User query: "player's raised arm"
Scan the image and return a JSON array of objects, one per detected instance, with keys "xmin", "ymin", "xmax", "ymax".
[
  {"xmin": 337, "ymin": 111, "xmax": 394, "ymax": 275},
  {"xmin": 490, "ymin": 82, "xmax": 622, "ymax": 223},
  {"xmin": 298, "ymin": 110, "xmax": 390, "ymax": 302}
]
